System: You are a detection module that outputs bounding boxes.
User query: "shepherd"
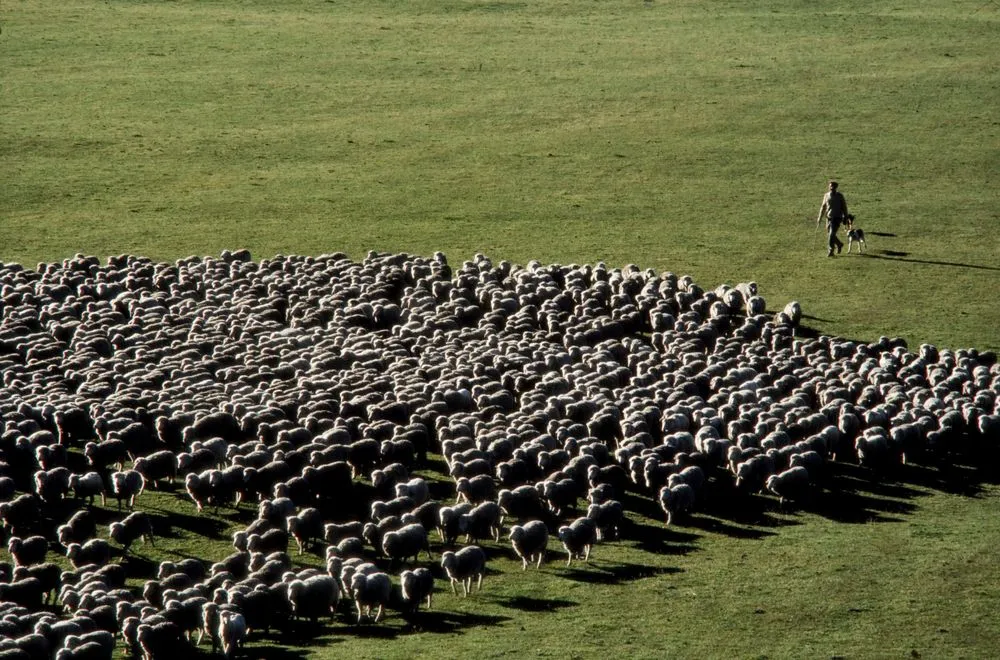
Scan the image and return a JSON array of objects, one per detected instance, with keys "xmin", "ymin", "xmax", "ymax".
[{"xmin": 816, "ymin": 180, "xmax": 849, "ymax": 257}]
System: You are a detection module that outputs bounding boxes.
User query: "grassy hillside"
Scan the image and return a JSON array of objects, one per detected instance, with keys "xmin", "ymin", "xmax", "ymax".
[
  {"xmin": 2, "ymin": 1, "xmax": 1000, "ymax": 658},
  {"xmin": 2, "ymin": 0, "xmax": 998, "ymax": 350}
]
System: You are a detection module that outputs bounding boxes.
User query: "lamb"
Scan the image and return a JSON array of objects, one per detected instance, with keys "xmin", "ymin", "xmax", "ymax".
[
  {"xmin": 69, "ymin": 472, "xmax": 106, "ymax": 506},
  {"xmin": 586, "ymin": 499, "xmax": 624, "ymax": 540},
  {"xmin": 400, "ymin": 567, "xmax": 434, "ymax": 613},
  {"xmin": 7, "ymin": 536, "xmax": 48, "ymax": 567},
  {"xmin": 109, "ymin": 511, "xmax": 155, "ymax": 556},
  {"xmin": 437, "ymin": 503, "xmax": 473, "ymax": 545},
  {"xmin": 557, "ymin": 517, "xmax": 598, "ymax": 566},
  {"xmin": 110, "ymin": 470, "xmax": 145, "ymax": 509},
  {"xmin": 765, "ymin": 466, "xmax": 812, "ymax": 508},
  {"xmin": 509, "ymin": 520, "xmax": 549, "ymax": 570},
  {"xmin": 440, "ymin": 545, "xmax": 487, "ymax": 596},
  {"xmin": 132, "ymin": 450, "xmax": 179, "ymax": 489},
  {"xmin": 11, "ymin": 562, "xmax": 61, "ymax": 605},
  {"xmin": 658, "ymin": 483, "xmax": 695, "ymax": 526},
  {"xmin": 287, "ymin": 574, "xmax": 340, "ymax": 623},
  {"xmin": 381, "ymin": 523, "xmax": 432, "ymax": 565},
  {"xmin": 350, "ymin": 571, "xmax": 392, "ymax": 623}
]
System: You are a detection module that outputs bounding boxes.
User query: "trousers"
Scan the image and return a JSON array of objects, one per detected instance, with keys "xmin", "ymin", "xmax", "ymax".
[{"xmin": 827, "ymin": 217, "xmax": 844, "ymax": 254}]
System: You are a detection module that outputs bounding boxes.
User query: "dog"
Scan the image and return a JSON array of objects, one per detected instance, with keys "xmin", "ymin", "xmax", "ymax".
[{"xmin": 845, "ymin": 214, "xmax": 866, "ymax": 253}]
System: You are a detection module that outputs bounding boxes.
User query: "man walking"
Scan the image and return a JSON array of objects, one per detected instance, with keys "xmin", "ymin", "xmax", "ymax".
[{"xmin": 816, "ymin": 180, "xmax": 849, "ymax": 257}]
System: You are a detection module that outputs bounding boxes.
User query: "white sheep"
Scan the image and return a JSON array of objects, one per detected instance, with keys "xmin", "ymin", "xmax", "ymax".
[
  {"xmin": 557, "ymin": 517, "xmax": 598, "ymax": 566},
  {"xmin": 440, "ymin": 545, "xmax": 487, "ymax": 596},
  {"xmin": 381, "ymin": 523, "xmax": 432, "ymax": 565},
  {"xmin": 400, "ymin": 567, "xmax": 434, "ymax": 612},
  {"xmin": 217, "ymin": 609, "xmax": 247, "ymax": 658},
  {"xmin": 393, "ymin": 477, "xmax": 429, "ymax": 505},
  {"xmin": 657, "ymin": 483, "xmax": 695, "ymax": 526},
  {"xmin": 509, "ymin": 520, "xmax": 549, "ymax": 570},
  {"xmin": 350, "ymin": 571, "xmax": 392, "ymax": 623},
  {"xmin": 68, "ymin": 472, "xmax": 106, "ymax": 506},
  {"xmin": 110, "ymin": 470, "xmax": 145, "ymax": 510},
  {"xmin": 765, "ymin": 466, "xmax": 811, "ymax": 508},
  {"xmin": 287, "ymin": 574, "xmax": 340, "ymax": 623},
  {"xmin": 109, "ymin": 511, "xmax": 155, "ymax": 556}
]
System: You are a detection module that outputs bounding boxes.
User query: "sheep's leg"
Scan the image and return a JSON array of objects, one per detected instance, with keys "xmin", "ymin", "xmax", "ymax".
[
  {"xmin": 521, "ymin": 557, "xmax": 528, "ymax": 571},
  {"xmin": 374, "ymin": 604, "xmax": 384, "ymax": 623},
  {"xmin": 476, "ymin": 573, "xmax": 483, "ymax": 592},
  {"xmin": 450, "ymin": 578, "xmax": 458, "ymax": 595},
  {"xmin": 584, "ymin": 545, "xmax": 591, "ymax": 561}
]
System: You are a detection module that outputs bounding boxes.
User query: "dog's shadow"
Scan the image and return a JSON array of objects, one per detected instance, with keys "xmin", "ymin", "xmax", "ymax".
[{"xmin": 869, "ymin": 232, "xmax": 896, "ymax": 237}]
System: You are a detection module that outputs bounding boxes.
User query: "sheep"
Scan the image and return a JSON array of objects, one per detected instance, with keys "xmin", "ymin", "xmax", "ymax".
[
  {"xmin": 0, "ymin": 578, "xmax": 44, "ymax": 609},
  {"xmin": 6, "ymin": 536, "xmax": 48, "ymax": 567},
  {"xmin": 109, "ymin": 511, "xmax": 155, "ymax": 556},
  {"xmin": 586, "ymin": 499, "xmax": 624, "ymax": 541},
  {"xmin": 381, "ymin": 523, "xmax": 432, "ymax": 565},
  {"xmin": 557, "ymin": 517, "xmax": 598, "ymax": 566},
  {"xmin": 458, "ymin": 501, "xmax": 503, "ymax": 544},
  {"xmin": 498, "ymin": 485, "xmax": 545, "ymax": 524},
  {"xmin": 33, "ymin": 467, "xmax": 72, "ymax": 504},
  {"xmin": 440, "ymin": 545, "xmax": 487, "ymax": 596},
  {"xmin": 370, "ymin": 495, "xmax": 417, "ymax": 522},
  {"xmin": 455, "ymin": 475, "xmax": 497, "ymax": 505},
  {"xmin": 65, "ymin": 538, "xmax": 111, "ymax": 570},
  {"xmin": 69, "ymin": 472, "xmax": 106, "ymax": 506},
  {"xmin": 83, "ymin": 439, "xmax": 128, "ymax": 472},
  {"xmin": 509, "ymin": 520, "xmax": 549, "ymax": 570},
  {"xmin": 323, "ymin": 521, "xmax": 365, "ymax": 546},
  {"xmin": 11, "ymin": 562, "xmax": 61, "ymax": 605},
  {"xmin": 350, "ymin": 571, "xmax": 392, "ymax": 623},
  {"xmin": 217, "ymin": 609, "xmax": 247, "ymax": 658},
  {"xmin": 287, "ymin": 574, "xmax": 340, "ymax": 623},
  {"xmin": 184, "ymin": 471, "xmax": 214, "ymax": 512},
  {"xmin": 110, "ymin": 470, "xmax": 144, "ymax": 510},
  {"xmin": 658, "ymin": 483, "xmax": 695, "ymax": 526},
  {"xmin": 437, "ymin": 503, "xmax": 473, "ymax": 545},
  {"xmin": 59, "ymin": 631, "xmax": 115, "ymax": 660},
  {"xmin": 765, "ymin": 466, "xmax": 812, "ymax": 508},
  {"xmin": 286, "ymin": 507, "xmax": 324, "ymax": 555},
  {"xmin": 393, "ymin": 477, "xmax": 429, "ymax": 505},
  {"xmin": 400, "ymin": 567, "xmax": 434, "ymax": 613},
  {"xmin": 136, "ymin": 620, "xmax": 184, "ymax": 660},
  {"xmin": 0, "ymin": 494, "xmax": 38, "ymax": 536},
  {"xmin": 132, "ymin": 450, "xmax": 179, "ymax": 489}
]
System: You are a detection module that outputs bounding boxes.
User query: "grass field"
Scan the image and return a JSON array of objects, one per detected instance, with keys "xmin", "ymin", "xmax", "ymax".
[{"xmin": 3, "ymin": 1, "xmax": 1000, "ymax": 658}]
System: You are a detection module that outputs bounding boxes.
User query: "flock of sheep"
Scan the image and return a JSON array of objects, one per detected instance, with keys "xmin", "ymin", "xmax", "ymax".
[{"xmin": 0, "ymin": 249, "xmax": 998, "ymax": 659}]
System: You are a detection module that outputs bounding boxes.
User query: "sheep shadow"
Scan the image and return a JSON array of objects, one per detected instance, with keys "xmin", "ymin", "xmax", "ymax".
[
  {"xmin": 241, "ymin": 646, "xmax": 313, "ymax": 660},
  {"xmin": 147, "ymin": 508, "xmax": 229, "ymax": 540},
  {"xmin": 627, "ymin": 521, "xmax": 700, "ymax": 555},
  {"xmin": 491, "ymin": 594, "xmax": 577, "ymax": 612},
  {"xmin": 558, "ymin": 560, "xmax": 682, "ymax": 585},
  {"xmin": 402, "ymin": 609, "xmax": 511, "ymax": 634}
]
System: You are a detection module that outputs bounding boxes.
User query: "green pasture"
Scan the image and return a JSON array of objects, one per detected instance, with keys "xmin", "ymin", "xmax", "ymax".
[{"xmin": 3, "ymin": 1, "xmax": 1000, "ymax": 658}]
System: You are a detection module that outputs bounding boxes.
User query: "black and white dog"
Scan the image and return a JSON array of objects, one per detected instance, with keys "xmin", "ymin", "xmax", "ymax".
[{"xmin": 845, "ymin": 214, "xmax": 866, "ymax": 253}]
